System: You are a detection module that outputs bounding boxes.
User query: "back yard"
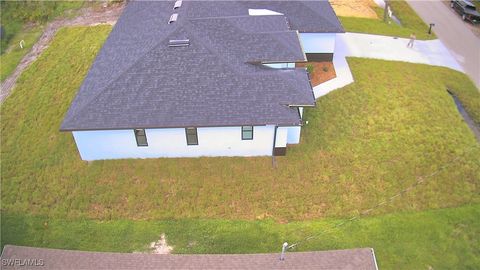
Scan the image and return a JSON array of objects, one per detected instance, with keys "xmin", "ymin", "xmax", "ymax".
[{"xmin": 1, "ymin": 26, "xmax": 479, "ymax": 269}]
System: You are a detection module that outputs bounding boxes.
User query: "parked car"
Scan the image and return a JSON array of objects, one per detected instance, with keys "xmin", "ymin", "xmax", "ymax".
[{"xmin": 450, "ymin": 0, "xmax": 480, "ymax": 24}]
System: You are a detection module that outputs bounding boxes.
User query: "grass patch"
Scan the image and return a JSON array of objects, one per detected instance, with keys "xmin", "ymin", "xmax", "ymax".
[
  {"xmin": 2, "ymin": 204, "xmax": 480, "ymax": 269},
  {"xmin": 0, "ymin": 1, "xmax": 85, "ymax": 54},
  {"xmin": 1, "ymin": 26, "xmax": 480, "ymax": 223},
  {"xmin": 0, "ymin": 25, "xmax": 43, "ymax": 82},
  {"xmin": 0, "ymin": 0, "xmax": 88, "ymax": 81},
  {"xmin": 339, "ymin": 1, "xmax": 436, "ymax": 40},
  {"xmin": 474, "ymin": 0, "xmax": 480, "ymax": 10}
]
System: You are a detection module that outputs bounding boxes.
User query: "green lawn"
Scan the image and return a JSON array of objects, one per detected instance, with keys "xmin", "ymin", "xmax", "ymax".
[
  {"xmin": 1, "ymin": 26, "xmax": 479, "ymax": 222},
  {"xmin": 339, "ymin": 0, "xmax": 436, "ymax": 40},
  {"xmin": 0, "ymin": 0, "xmax": 89, "ymax": 81},
  {"xmin": 2, "ymin": 204, "xmax": 479, "ymax": 269},
  {"xmin": 1, "ymin": 26, "xmax": 479, "ymax": 269},
  {"xmin": 0, "ymin": 25, "xmax": 43, "ymax": 82},
  {"xmin": 0, "ymin": 0, "xmax": 84, "ymax": 53}
]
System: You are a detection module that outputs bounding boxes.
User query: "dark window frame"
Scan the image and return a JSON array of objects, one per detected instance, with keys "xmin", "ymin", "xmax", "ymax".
[
  {"xmin": 134, "ymin": 129, "xmax": 148, "ymax": 147},
  {"xmin": 241, "ymin": 126, "xmax": 254, "ymax": 140},
  {"xmin": 185, "ymin": 127, "xmax": 198, "ymax": 145}
]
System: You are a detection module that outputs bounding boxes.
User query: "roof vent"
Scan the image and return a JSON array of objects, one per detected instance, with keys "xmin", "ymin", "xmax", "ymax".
[
  {"xmin": 168, "ymin": 13, "xmax": 178, "ymax": 24},
  {"xmin": 173, "ymin": 0, "xmax": 182, "ymax": 9},
  {"xmin": 168, "ymin": 39, "xmax": 190, "ymax": 47}
]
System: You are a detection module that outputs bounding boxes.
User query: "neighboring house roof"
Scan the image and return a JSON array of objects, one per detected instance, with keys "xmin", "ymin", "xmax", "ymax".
[
  {"xmin": 61, "ymin": 1, "xmax": 343, "ymax": 131},
  {"xmin": 0, "ymin": 245, "xmax": 378, "ymax": 270}
]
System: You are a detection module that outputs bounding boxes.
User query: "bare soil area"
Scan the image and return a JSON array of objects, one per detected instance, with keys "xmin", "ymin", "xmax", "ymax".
[
  {"xmin": 330, "ymin": 0, "xmax": 379, "ymax": 18},
  {"xmin": 297, "ymin": 62, "xmax": 336, "ymax": 87}
]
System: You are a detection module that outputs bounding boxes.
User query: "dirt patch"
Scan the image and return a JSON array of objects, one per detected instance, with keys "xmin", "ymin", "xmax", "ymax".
[
  {"xmin": 149, "ymin": 234, "xmax": 173, "ymax": 254},
  {"xmin": 330, "ymin": 0, "xmax": 379, "ymax": 18},
  {"xmin": 297, "ymin": 62, "xmax": 336, "ymax": 87}
]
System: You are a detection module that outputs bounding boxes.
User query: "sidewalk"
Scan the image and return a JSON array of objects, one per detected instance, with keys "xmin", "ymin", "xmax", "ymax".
[{"xmin": 313, "ymin": 33, "xmax": 464, "ymax": 98}]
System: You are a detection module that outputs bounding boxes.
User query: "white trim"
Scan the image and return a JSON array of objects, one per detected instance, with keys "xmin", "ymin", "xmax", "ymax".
[{"xmin": 371, "ymin": 248, "xmax": 380, "ymax": 270}]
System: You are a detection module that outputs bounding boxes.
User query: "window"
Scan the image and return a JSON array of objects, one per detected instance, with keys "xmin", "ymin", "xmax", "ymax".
[
  {"xmin": 242, "ymin": 126, "xmax": 253, "ymax": 140},
  {"xmin": 185, "ymin": 127, "xmax": 198, "ymax": 145},
  {"xmin": 134, "ymin": 129, "xmax": 148, "ymax": 146}
]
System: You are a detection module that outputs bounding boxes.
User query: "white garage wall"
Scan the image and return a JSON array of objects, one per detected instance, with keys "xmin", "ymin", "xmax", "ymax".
[
  {"xmin": 299, "ymin": 33, "xmax": 336, "ymax": 54},
  {"xmin": 72, "ymin": 126, "xmax": 278, "ymax": 161}
]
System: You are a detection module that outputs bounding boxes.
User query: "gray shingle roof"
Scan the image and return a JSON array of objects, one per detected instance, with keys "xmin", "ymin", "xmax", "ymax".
[
  {"xmin": 1, "ymin": 245, "xmax": 378, "ymax": 270},
  {"xmin": 240, "ymin": 1, "xmax": 345, "ymax": 33},
  {"xmin": 61, "ymin": 1, "xmax": 343, "ymax": 131},
  {"xmin": 183, "ymin": 1, "xmax": 344, "ymax": 33}
]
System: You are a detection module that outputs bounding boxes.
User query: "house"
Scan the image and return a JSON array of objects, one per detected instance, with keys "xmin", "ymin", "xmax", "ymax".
[
  {"xmin": 0, "ymin": 245, "xmax": 379, "ymax": 270},
  {"xmin": 60, "ymin": 1, "xmax": 344, "ymax": 160}
]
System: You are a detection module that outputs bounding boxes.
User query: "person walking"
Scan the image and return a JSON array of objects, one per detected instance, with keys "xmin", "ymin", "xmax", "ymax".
[{"xmin": 407, "ymin": 33, "xmax": 416, "ymax": 48}]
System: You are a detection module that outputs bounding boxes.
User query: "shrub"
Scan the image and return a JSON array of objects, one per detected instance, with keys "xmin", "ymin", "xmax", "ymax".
[{"xmin": 306, "ymin": 63, "xmax": 314, "ymax": 74}]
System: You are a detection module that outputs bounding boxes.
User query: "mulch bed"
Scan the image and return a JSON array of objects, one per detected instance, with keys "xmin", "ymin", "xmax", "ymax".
[{"xmin": 296, "ymin": 61, "xmax": 336, "ymax": 87}]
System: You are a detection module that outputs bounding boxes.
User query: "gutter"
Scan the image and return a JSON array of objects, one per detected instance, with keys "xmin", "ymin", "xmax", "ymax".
[
  {"xmin": 371, "ymin": 248, "xmax": 380, "ymax": 270},
  {"xmin": 60, "ymin": 123, "xmax": 303, "ymax": 132},
  {"xmin": 287, "ymin": 104, "xmax": 315, "ymax": 107}
]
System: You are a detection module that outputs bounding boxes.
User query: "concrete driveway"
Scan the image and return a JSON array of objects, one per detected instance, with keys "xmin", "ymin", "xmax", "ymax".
[
  {"xmin": 406, "ymin": 0, "xmax": 480, "ymax": 89},
  {"xmin": 313, "ymin": 32, "xmax": 463, "ymax": 98}
]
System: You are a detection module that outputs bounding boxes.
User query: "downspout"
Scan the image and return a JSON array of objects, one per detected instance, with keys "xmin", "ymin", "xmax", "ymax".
[
  {"xmin": 272, "ymin": 126, "xmax": 278, "ymax": 168},
  {"xmin": 371, "ymin": 248, "xmax": 379, "ymax": 270},
  {"xmin": 272, "ymin": 125, "xmax": 278, "ymax": 155}
]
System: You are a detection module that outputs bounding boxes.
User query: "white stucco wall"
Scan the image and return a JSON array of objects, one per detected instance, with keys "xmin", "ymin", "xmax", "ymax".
[
  {"xmin": 275, "ymin": 127, "xmax": 288, "ymax": 148},
  {"xmin": 286, "ymin": 126, "xmax": 301, "ymax": 144},
  {"xmin": 299, "ymin": 33, "xmax": 336, "ymax": 54},
  {"xmin": 72, "ymin": 126, "xmax": 280, "ymax": 160}
]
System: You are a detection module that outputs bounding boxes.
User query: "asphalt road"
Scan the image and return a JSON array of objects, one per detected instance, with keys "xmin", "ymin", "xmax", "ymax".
[{"xmin": 407, "ymin": 0, "xmax": 480, "ymax": 89}]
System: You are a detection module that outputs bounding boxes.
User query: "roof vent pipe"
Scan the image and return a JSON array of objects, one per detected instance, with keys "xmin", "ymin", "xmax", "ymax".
[
  {"xmin": 173, "ymin": 0, "xmax": 182, "ymax": 9},
  {"xmin": 168, "ymin": 13, "xmax": 178, "ymax": 24}
]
